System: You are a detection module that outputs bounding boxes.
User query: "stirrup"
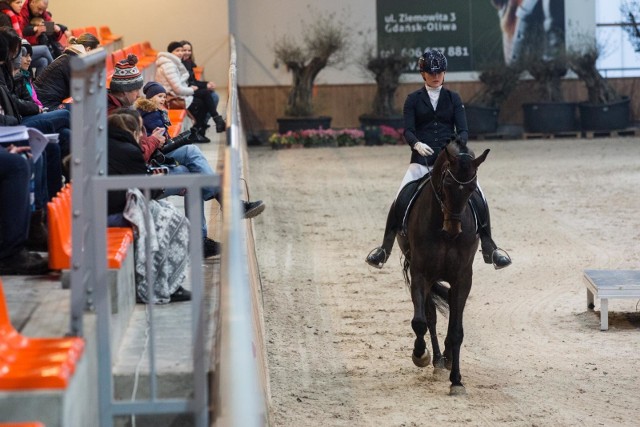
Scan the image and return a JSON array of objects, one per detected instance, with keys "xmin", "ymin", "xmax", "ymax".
[
  {"xmin": 365, "ymin": 247, "xmax": 388, "ymax": 269},
  {"xmin": 490, "ymin": 247, "xmax": 512, "ymax": 270}
]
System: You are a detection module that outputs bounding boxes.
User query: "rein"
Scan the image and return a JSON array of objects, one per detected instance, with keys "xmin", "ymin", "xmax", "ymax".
[{"xmin": 429, "ymin": 153, "xmax": 477, "ymax": 220}]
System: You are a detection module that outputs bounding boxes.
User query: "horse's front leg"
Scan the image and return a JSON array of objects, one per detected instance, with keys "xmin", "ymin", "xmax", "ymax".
[
  {"xmin": 426, "ymin": 293, "xmax": 446, "ymax": 375},
  {"xmin": 410, "ymin": 271, "xmax": 431, "ymax": 368},
  {"xmin": 445, "ymin": 279, "xmax": 472, "ymax": 395}
]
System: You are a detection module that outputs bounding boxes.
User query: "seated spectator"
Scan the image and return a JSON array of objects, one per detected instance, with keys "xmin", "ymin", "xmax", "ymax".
[
  {"xmin": 181, "ymin": 39, "xmax": 220, "ymax": 124},
  {"xmin": 18, "ymin": 0, "xmax": 69, "ymax": 58},
  {"xmin": 14, "ymin": 38, "xmax": 71, "ymax": 159},
  {"xmin": 0, "ymin": 0, "xmax": 52, "ymax": 76},
  {"xmin": 155, "ymin": 41, "xmax": 226, "ymax": 138},
  {"xmin": 29, "ymin": 15, "xmax": 61, "ymax": 57},
  {"xmin": 133, "ymin": 82, "xmax": 265, "ymax": 245},
  {"xmin": 0, "ymin": 26, "xmax": 63, "ymax": 249},
  {"xmin": 107, "ymin": 111, "xmax": 191, "ymax": 303},
  {"xmin": 0, "ymin": 144, "xmax": 49, "ymax": 275},
  {"xmin": 34, "ymin": 33, "xmax": 100, "ymax": 109}
]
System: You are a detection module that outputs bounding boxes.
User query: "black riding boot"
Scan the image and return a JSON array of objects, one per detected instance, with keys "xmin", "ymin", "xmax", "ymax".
[
  {"xmin": 366, "ymin": 201, "xmax": 397, "ymax": 269},
  {"xmin": 470, "ymin": 188, "xmax": 511, "ymax": 270}
]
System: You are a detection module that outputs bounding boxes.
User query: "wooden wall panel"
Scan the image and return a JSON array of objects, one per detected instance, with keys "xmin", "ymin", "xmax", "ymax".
[{"xmin": 240, "ymin": 78, "xmax": 640, "ymax": 135}]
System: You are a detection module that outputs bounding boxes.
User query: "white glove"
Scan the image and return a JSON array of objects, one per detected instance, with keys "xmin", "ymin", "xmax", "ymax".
[{"xmin": 413, "ymin": 141, "xmax": 434, "ymax": 157}]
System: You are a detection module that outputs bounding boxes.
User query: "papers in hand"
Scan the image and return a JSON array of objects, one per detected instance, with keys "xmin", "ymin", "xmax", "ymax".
[{"xmin": 0, "ymin": 126, "xmax": 59, "ymax": 162}]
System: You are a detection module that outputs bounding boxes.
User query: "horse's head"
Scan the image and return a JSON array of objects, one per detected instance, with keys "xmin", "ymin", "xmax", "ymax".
[{"xmin": 433, "ymin": 138, "xmax": 490, "ymax": 237}]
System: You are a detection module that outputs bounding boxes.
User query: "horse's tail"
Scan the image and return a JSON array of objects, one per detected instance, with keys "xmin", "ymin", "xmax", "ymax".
[{"xmin": 430, "ymin": 281, "xmax": 450, "ymax": 316}]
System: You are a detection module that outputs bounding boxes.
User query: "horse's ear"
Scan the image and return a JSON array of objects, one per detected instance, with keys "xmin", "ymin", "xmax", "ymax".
[{"xmin": 472, "ymin": 149, "xmax": 490, "ymax": 167}]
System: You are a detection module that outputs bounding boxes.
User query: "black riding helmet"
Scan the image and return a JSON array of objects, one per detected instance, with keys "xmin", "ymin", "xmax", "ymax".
[{"xmin": 418, "ymin": 49, "xmax": 447, "ymax": 74}]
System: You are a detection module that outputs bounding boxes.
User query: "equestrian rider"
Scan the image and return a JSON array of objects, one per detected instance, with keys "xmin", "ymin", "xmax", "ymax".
[{"xmin": 365, "ymin": 49, "xmax": 512, "ymax": 270}]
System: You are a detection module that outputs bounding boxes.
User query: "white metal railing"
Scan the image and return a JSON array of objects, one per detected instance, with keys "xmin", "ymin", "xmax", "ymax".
[{"xmin": 213, "ymin": 35, "xmax": 268, "ymax": 426}]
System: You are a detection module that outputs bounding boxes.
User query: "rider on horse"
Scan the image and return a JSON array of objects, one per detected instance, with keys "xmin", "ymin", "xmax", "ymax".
[{"xmin": 365, "ymin": 49, "xmax": 512, "ymax": 270}]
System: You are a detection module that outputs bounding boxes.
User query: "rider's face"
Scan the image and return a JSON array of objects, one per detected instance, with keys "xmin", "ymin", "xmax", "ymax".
[{"xmin": 422, "ymin": 71, "xmax": 445, "ymax": 88}]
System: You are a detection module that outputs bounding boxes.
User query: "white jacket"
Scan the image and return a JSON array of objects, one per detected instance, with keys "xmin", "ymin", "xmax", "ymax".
[{"xmin": 155, "ymin": 52, "xmax": 194, "ymax": 107}]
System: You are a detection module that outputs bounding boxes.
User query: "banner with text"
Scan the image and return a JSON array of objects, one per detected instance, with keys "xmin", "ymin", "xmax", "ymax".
[{"xmin": 377, "ymin": 0, "xmax": 504, "ymax": 72}]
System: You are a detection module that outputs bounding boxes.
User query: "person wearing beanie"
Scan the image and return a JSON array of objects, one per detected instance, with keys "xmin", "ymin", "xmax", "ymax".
[
  {"xmin": 33, "ymin": 32, "xmax": 100, "ymax": 109},
  {"xmin": 155, "ymin": 41, "xmax": 227, "ymax": 136}
]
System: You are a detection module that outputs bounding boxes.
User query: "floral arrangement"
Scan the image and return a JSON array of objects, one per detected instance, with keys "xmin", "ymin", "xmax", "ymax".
[
  {"xmin": 269, "ymin": 128, "xmax": 365, "ymax": 148},
  {"xmin": 379, "ymin": 125, "xmax": 404, "ymax": 145}
]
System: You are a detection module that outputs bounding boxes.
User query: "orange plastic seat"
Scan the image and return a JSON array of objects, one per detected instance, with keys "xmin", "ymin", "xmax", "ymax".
[
  {"xmin": 141, "ymin": 40, "xmax": 157, "ymax": 57},
  {"xmin": 111, "ymin": 48, "xmax": 125, "ymax": 65},
  {"xmin": 70, "ymin": 27, "xmax": 85, "ymax": 38},
  {"xmin": 0, "ymin": 279, "xmax": 84, "ymax": 390},
  {"xmin": 0, "ymin": 422, "xmax": 46, "ymax": 427},
  {"xmin": 167, "ymin": 124, "xmax": 182, "ymax": 138},
  {"xmin": 99, "ymin": 25, "xmax": 122, "ymax": 42},
  {"xmin": 83, "ymin": 26, "xmax": 98, "ymax": 38},
  {"xmin": 168, "ymin": 109, "xmax": 186, "ymax": 123},
  {"xmin": 193, "ymin": 66, "xmax": 204, "ymax": 80},
  {"xmin": 47, "ymin": 184, "xmax": 133, "ymax": 270}
]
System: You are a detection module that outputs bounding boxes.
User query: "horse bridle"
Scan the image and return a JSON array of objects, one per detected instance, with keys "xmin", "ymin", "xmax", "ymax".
[{"xmin": 430, "ymin": 153, "xmax": 477, "ymax": 221}]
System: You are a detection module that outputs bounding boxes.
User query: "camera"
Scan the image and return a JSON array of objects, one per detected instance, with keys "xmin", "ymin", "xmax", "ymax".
[{"xmin": 160, "ymin": 128, "xmax": 197, "ymax": 154}]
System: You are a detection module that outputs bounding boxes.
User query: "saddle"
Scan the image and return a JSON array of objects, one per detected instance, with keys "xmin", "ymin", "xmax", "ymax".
[{"xmin": 395, "ymin": 174, "xmax": 479, "ymax": 236}]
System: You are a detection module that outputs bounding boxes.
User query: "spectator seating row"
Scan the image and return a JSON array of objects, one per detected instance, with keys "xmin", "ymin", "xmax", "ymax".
[
  {"xmin": 47, "ymin": 183, "xmax": 133, "ymax": 271},
  {"xmin": 0, "ymin": 277, "xmax": 85, "ymax": 390}
]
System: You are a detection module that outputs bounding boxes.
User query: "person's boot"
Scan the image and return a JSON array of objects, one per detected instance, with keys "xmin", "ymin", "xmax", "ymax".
[
  {"xmin": 26, "ymin": 209, "xmax": 48, "ymax": 252},
  {"xmin": 189, "ymin": 126, "xmax": 210, "ymax": 143},
  {"xmin": 471, "ymin": 189, "xmax": 511, "ymax": 270},
  {"xmin": 213, "ymin": 115, "xmax": 226, "ymax": 133},
  {"xmin": 243, "ymin": 200, "xmax": 265, "ymax": 219},
  {"xmin": 0, "ymin": 248, "xmax": 49, "ymax": 275},
  {"xmin": 365, "ymin": 201, "xmax": 397, "ymax": 269},
  {"xmin": 203, "ymin": 237, "xmax": 221, "ymax": 258}
]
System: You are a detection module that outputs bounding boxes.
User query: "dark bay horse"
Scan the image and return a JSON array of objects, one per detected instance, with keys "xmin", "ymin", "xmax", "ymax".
[{"xmin": 396, "ymin": 138, "xmax": 489, "ymax": 395}]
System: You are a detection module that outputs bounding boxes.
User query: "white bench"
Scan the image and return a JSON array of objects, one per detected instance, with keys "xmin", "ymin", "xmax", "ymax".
[{"xmin": 583, "ymin": 270, "xmax": 640, "ymax": 331}]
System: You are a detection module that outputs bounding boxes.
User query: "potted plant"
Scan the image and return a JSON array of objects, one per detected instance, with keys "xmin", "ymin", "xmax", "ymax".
[
  {"xmin": 358, "ymin": 49, "xmax": 409, "ymax": 129},
  {"xmin": 516, "ymin": 26, "xmax": 577, "ymax": 134},
  {"xmin": 568, "ymin": 41, "xmax": 630, "ymax": 131},
  {"xmin": 465, "ymin": 63, "xmax": 521, "ymax": 135},
  {"xmin": 273, "ymin": 12, "xmax": 350, "ymax": 133}
]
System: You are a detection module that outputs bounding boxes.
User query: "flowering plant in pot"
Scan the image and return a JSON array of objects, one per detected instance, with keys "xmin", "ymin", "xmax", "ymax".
[{"xmin": 273, "ymin": 12, "xmax": 350, "ymax": 133}]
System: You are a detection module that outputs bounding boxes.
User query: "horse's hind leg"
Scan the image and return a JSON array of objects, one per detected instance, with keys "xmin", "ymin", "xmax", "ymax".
[{"xmin": 410, "ymin": 276, "xmax": 430, "ymax": 368}]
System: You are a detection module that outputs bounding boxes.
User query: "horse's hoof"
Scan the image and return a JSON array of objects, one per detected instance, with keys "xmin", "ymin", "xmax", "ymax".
[
  {"xmin": 449, "ymin": 385, "xmax": 466, "ymax": 396},
  {"xmin": 432, "ymin": 367, "xmax": 449, "ymax": 381},
  {"xmin": 412, "ymin": 350, "xmax": 431, "ymax": 368}
]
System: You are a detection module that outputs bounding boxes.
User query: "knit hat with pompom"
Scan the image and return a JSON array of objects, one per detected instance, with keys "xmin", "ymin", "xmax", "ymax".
[{"xmin": 110, "ymin": 54, "xmax": 144, "ymax": 93}]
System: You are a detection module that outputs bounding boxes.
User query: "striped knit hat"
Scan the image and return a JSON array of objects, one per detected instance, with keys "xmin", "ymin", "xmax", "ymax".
[{"xmin": 110, "ymin": 54, "xmax": 144, "ymax": 93}]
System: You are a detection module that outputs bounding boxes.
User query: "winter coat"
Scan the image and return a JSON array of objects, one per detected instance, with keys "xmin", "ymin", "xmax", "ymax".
[
  {"xmin": 403, "ymin": 86, "xmax": 469, "ymax": 167},
  {"xmin": 134, "ymin": 97, "xmax": 171, "ymax": 137},
  {"xmin": 33, "ymin": 49, "xmax": 78, "ymax": 109},
  {"xmin": 155, "ymin": 52, "xmax": 193, "ymax": 107},
  {"xmin": 0, "ymin": 64, "xmax": 22, "ymax": 125},
  {"xmin": 13, "ymin": 72, "xmax": 40, "ymax": 117},
  {"xmin": 107, "ymin": 125, "xmax": 154, "ymax": 215},
  {"xmin": 182, "ymin": 58, "xmax": 207, "ymax": 89}
]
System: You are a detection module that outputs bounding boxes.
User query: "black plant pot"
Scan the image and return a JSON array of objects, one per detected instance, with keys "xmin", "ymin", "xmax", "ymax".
[
  {"xmin": 359, "ymin": 115, "xmax": 404, "ymax": 145},
  {"xmin": 579, "ymin": 97, "xmax": 630, "ymax": 131},
  {"xmin": 277, "ymin": 116, "xmax": 332, "ymax": 134},
  {"xmin": 358, "ymin": 114, "xmax": 404, "ymax": 129},
  {"xmin": 465, "ymin": 105, "xmax": 499, "ymax": 135},
  {"xmin": 522, "ymin": 102, "xmax": 577, "ymax": 133}
]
